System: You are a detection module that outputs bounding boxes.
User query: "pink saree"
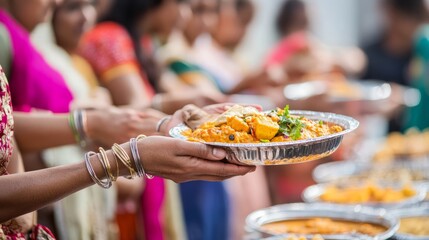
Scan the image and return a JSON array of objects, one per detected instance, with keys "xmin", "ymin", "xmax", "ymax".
[{"xmin": 0, "ymin": 10, "xmax": 72, "ymax": 113}]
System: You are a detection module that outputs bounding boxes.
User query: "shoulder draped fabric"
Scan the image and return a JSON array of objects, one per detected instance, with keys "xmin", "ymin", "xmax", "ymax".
[{"xmin": 0, "ymin": 10, "xmax": 72, "ymax": 113}]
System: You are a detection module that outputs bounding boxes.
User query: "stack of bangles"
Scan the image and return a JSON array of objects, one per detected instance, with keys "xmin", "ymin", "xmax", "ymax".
[
  {"xmin": 84, "ymin": 134, "xmax": 152, "ymax": 189},
  {"xmin": 69, "ymin": 109, "xmax": 88, "ymax": 148}
]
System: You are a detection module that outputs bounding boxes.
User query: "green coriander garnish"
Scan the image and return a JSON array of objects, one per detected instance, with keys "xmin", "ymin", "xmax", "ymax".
[{"xmin": 277, "ymin": 105, "xmax": 304, "ymax": 140}]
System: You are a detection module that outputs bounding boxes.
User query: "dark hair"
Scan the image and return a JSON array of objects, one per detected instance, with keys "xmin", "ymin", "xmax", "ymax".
[
  {"xmin": 276, "ymin": 0, "xmax": 305, "ymax": 36},
  {"xmin": 235, "ymin": 0, "xmax": 252, "ymax": 12},
  {"xmin": 383, "ymin": 0, "xmax": 429, "ymax": 21},
  {"xmin": 102, "ymin": 0, "xmax": 163, "ymax": 90}
]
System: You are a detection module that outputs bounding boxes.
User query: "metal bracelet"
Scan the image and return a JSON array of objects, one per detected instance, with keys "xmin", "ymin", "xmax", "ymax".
[
  {"xmin": 136, "ymin": 135, "xmax": 154, "ymax": 179},
  {"xmin": 84, "ymin": 151, "xmax": 112, "ymax": 189},
  {"xmin": 130, "ymin": 137, "xmax": 145, "ymax": 177},
  {"xmin": 156, "ymin": 116, "xmax": 171, "ymax": 133}
]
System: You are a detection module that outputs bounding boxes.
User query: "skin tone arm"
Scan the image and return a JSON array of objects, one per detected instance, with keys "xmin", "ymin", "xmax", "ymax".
[
  {"xmin": 104, "ymin": 73, "xmax": 226, "ymax": 115},
  {"xmin": 104, "ymin": 73, "xmax": 150, "ymax": 107},
  {"xmin": 0, "ymin": 136, "xmax": 255, "ymax": 221},
  {"xmin": 13, "ymin": 107, "xmax": 164, "ymax": 153}
]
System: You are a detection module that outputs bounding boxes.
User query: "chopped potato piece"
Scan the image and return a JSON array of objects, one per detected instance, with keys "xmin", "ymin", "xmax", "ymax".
[
  {"xmin": 227, "ymin": 116, "xmax": 250, "ymax": 132},
  {"xmin": 253, "ymin": 117, "xmax": 279, "ymax": 140}
]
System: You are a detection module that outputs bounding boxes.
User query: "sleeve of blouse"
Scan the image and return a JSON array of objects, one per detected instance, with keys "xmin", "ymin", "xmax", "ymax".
[
  {"xmin": 0, "ymin": 24, "xmax": 11, "ymax": 77},
  {"xmin": 79, "ymin": 23, "xmax": 141, "ymax": 83}
]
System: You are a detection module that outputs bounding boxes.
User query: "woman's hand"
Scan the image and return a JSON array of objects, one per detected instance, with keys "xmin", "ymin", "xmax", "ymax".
[
  {"xmin": 86, "ymin": 107, "xmax": 165, "ymax": 146},
  {"xmin": 138, "ymin": 136, "xmax": 255, "ymax": 183},
  {"xmin": 160, "ymin": 103, "xmax": 263, "ymax": 135}
]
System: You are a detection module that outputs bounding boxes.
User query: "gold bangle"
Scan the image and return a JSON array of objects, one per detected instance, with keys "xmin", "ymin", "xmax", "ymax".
[
  {"xmin": 99, "ymin": 147, "xmax": 116, "ymax": 181},
  {"xmin": 112, "ymin": 143, "xmax": 137, "ymax": 179},
  {"xmin": 111, "ymin": 150, "xmax": 120, "ymax": 180}
]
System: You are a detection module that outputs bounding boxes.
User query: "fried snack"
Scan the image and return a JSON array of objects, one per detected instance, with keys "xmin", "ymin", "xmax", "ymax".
[
  {"xmin": 263, "ymin": 218, "xmax": 386, "ymax": 236},
  {"xmin": 320, "ymin": 184, "xmax": 416, "ymax": 204},
  {"xmin": 373, "ymin": 130, "xmax": 429, "ymax": 162},
  {"xmin": 399, "ymin": 216, "xmax": 429, "ymax": 236},
  {"xmin": 185, "ymin": 105, "xmax": 343, "ymax": 143}
]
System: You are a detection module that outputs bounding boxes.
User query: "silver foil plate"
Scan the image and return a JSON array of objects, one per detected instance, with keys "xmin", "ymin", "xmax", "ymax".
[
  {"xmin": 169, "ymin": 110, "xmax": 359, "ymax": 165},
  {"xmin": 312, "ymin": 160, "xmax": 429, "ymax": 184},
  {"xmin": 245, "ymin": 203, "xmax": 398, "ymax": 240},
  {"xmin": 302, "ymin": 183, "xmax": 427, "ymax": 209}
]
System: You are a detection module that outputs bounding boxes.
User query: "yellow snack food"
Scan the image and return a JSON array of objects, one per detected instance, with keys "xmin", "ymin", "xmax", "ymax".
[
  {"xmin": 399, "ymin": 216, "xmax": 429, "ymax": 236},
  {"xmin": 320, "ymin": 184, "xmax": 416, "ymax": 204}
]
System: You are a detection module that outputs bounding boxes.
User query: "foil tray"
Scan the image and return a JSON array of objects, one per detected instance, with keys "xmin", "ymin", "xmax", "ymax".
[
  {"xmin": 245, "ymin": 203, "xmax": 398, "ymax": 240},
  {"xmin": 169, "ymin": 110, "xmax": 359, "ymax": 165},
  {"xmin": 302, "ymin": 183, "xmax": 427, "ymax": 209}
]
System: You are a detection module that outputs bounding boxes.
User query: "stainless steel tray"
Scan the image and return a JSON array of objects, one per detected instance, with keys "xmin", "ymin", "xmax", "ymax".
[
  {"xmin": 245, "ymin": 203, "xmax": 398, "ymax": 240},
  {"xmin": 169, "ymin": 110, "xmax": 359, "ymax": 165},
  {"xmin": 302, "ymin": 183, "xmax": 426, "ymax": 209}
]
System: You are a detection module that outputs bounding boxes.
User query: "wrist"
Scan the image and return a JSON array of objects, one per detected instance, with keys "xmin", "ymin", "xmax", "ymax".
[
  {"xmin": 85, "ymin": 110, "xmax": 100, "ymax": 141},
  {"xmin": 136, "ymin": 138, "xmax": 152, "ymax": 175},
  {"xmin": 156, "ymin": 116, "xmax": 172, "ymax": 135}
]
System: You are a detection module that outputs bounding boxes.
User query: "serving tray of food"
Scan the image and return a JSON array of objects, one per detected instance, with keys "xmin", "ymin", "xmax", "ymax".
[
  {"xmin": 170, "ymin": 105, "xmax": 359, "ymax": 165},
  {"xmin": 312, "ymin": 160, "xmax": 429, "ymax": 184},
  {"xmin": 302, "ymin": 183, "xmax": 426, "ymax": 209},
  {"xmin": 245, "ymin": 203, "xmax": 398, "ymax": 240}
]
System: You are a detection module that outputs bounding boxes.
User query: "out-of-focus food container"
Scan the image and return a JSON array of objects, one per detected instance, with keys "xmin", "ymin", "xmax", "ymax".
[
  {"xmin": 245, "ymin": 203, "xmax": 398, "ymax": 240},
  {"xmin": 390, "ymin": 204, "xmax": 429, "ymax": 239},
  {"xmin": 283, "ymin": 80, "xmax": 420, "ymax": 114},
  {"xmin": 170, "ymin": 110, "xmax": 358, "ymax": 165},
  {"xmin": 312, "ymin": 160, "xmax": 429, "ymax": 184},
  {"xmin": 372, "ymin": 130, "xmax": 429, "ymax": 163},
  {"xmin": 302, "ymin": 183, "xmax": 426, "ymax": 209}
]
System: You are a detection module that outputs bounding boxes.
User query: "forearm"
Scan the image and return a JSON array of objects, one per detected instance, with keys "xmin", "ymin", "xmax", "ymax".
[
  {"xmin": 0, "ymin": 162, "xmax": 92, "ymax": 221},
  {"xmin": 13, "ymin": 112, "xmax": 75, "ymax": 153},
  {"xmin": 0, "ymin": 147, "xmax": 129, "ymax": 222}
]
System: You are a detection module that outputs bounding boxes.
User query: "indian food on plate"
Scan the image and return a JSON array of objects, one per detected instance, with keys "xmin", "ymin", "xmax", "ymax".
[
  {"xmin": 262, "ymin": 218, "xmax": 386, "ymax": 236},
  {"xmin": 320, "ymin": 184, "xmax": 416, "ymax": 204},
  {"xmin": 398, "ymin": 216, "xmax": 429, "ymax": 236},
  {"xmin": 184, "ymin": 105, "xmax": 343, "ymax": 143},
  {"xmin": 373, "ymin": 130, "xmax": 429, "ymax": 162}
]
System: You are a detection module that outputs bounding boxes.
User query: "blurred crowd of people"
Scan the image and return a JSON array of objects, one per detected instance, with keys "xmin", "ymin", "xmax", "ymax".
[{"xmin": 1, "ymin": 0, "xmax": 429, "ymax": 239}]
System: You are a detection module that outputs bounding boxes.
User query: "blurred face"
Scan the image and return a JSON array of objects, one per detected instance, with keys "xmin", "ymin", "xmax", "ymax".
[
  {"xmin": 182, "ymin": 0, "xmax": 219, "ymax": 43},
  {"xmin": 8, "ymin": 0, "xmax": 62, "ymax": 32},
  {"xmin": 149, "ymin": 0, "xmax": 181, "ymax": 43},
  {"xmin": 94, "ymin": 0, "xmax": 112, "ymax": 20},
  {"xmin": 212, "ymin": 2, "xmax": 253, "ymax": 50},
  {"xmin": 53, "ymin": 0, "xmax": 96, "ymax": 52},
  {"xmin": 383, "ymin": 4, "xmax": 421, "ymax": 54},
  {"xmin": 284, "ymin": 6, "xmax": 308, "ymax": 36}
]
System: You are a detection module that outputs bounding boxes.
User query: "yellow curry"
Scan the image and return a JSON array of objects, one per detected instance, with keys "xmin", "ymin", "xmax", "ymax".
[
  {"xmin": 262, "ymin": 218, "xmax": 386, "ymax": 236},
  {"xmin": 185, "ymin": 105, "xmax": 343, "ymax": 143}
]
